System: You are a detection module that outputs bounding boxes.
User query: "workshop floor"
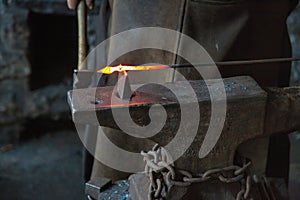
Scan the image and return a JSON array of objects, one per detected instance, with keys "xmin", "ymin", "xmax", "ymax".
[
  {"xmin": 0, "ymin": 131, "xmax": 84, "ymax": 200},
  {"xmin": 0, "ymin": 131, "xmax": 299, "ymax": 200}
]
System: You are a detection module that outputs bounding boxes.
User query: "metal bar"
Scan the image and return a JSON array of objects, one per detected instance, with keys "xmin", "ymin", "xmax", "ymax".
[
  {"xmin": 95, "ymin": 57, "xmax": 300, "ymax": 74},
  {"xmin": 170, "ymin": 57, "xmax": 300, "ymax": 68}
]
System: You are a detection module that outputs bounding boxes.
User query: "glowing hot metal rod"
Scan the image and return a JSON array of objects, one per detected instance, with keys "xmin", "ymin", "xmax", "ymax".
[{"xmin": 98, "ymin": 64, "xmax": 170, "ymax": 75}]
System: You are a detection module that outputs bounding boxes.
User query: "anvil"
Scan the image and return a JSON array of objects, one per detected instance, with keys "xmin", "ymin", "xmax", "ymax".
[{"xmin": 68, "ymin": 76, "xmax": 300, "ymax": 173}]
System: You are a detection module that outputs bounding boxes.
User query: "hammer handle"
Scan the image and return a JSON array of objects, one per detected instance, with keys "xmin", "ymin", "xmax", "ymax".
[{"xmin": 77, "ymin": 0, "xmax": 87, "ymax": 70}]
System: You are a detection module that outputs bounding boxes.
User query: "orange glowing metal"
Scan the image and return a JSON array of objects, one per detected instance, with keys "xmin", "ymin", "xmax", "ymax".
[{"xmin": 98, "ymin": 64, "xmax": 169, "ymax": 74}]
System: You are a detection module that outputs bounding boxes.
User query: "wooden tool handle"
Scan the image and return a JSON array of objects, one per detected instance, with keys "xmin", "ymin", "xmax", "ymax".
[{"xmin": 77, "ymin": 0, "xmax": 87, "ymax": 70}]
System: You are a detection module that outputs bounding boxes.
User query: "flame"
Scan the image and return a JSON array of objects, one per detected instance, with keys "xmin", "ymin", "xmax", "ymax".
[{"xmin": 98, "ymin": 64, "xmax": 169, "ymax": 74}]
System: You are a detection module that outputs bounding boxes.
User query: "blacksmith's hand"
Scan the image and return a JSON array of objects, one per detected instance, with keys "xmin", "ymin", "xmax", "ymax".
[{"xmin": 67, "ymin": 0, "xmax": 94, "ymax": 10}]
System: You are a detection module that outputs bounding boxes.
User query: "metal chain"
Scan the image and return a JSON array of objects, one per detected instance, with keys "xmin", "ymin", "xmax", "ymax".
[{"xmin": 141, "ymin": 145, "xmax": 253, "ymax": 200}]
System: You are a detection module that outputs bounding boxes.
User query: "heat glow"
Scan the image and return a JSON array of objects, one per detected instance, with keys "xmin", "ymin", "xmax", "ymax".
[{"xmin": 97, "ymin": 64, "xmax": 169, "ymax": 74}]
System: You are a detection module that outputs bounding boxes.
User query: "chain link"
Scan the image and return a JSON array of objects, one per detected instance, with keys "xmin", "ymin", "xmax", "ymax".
[{"xmin": 141, "ymin": 145, "xmax": 252, "ymax": 200}]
